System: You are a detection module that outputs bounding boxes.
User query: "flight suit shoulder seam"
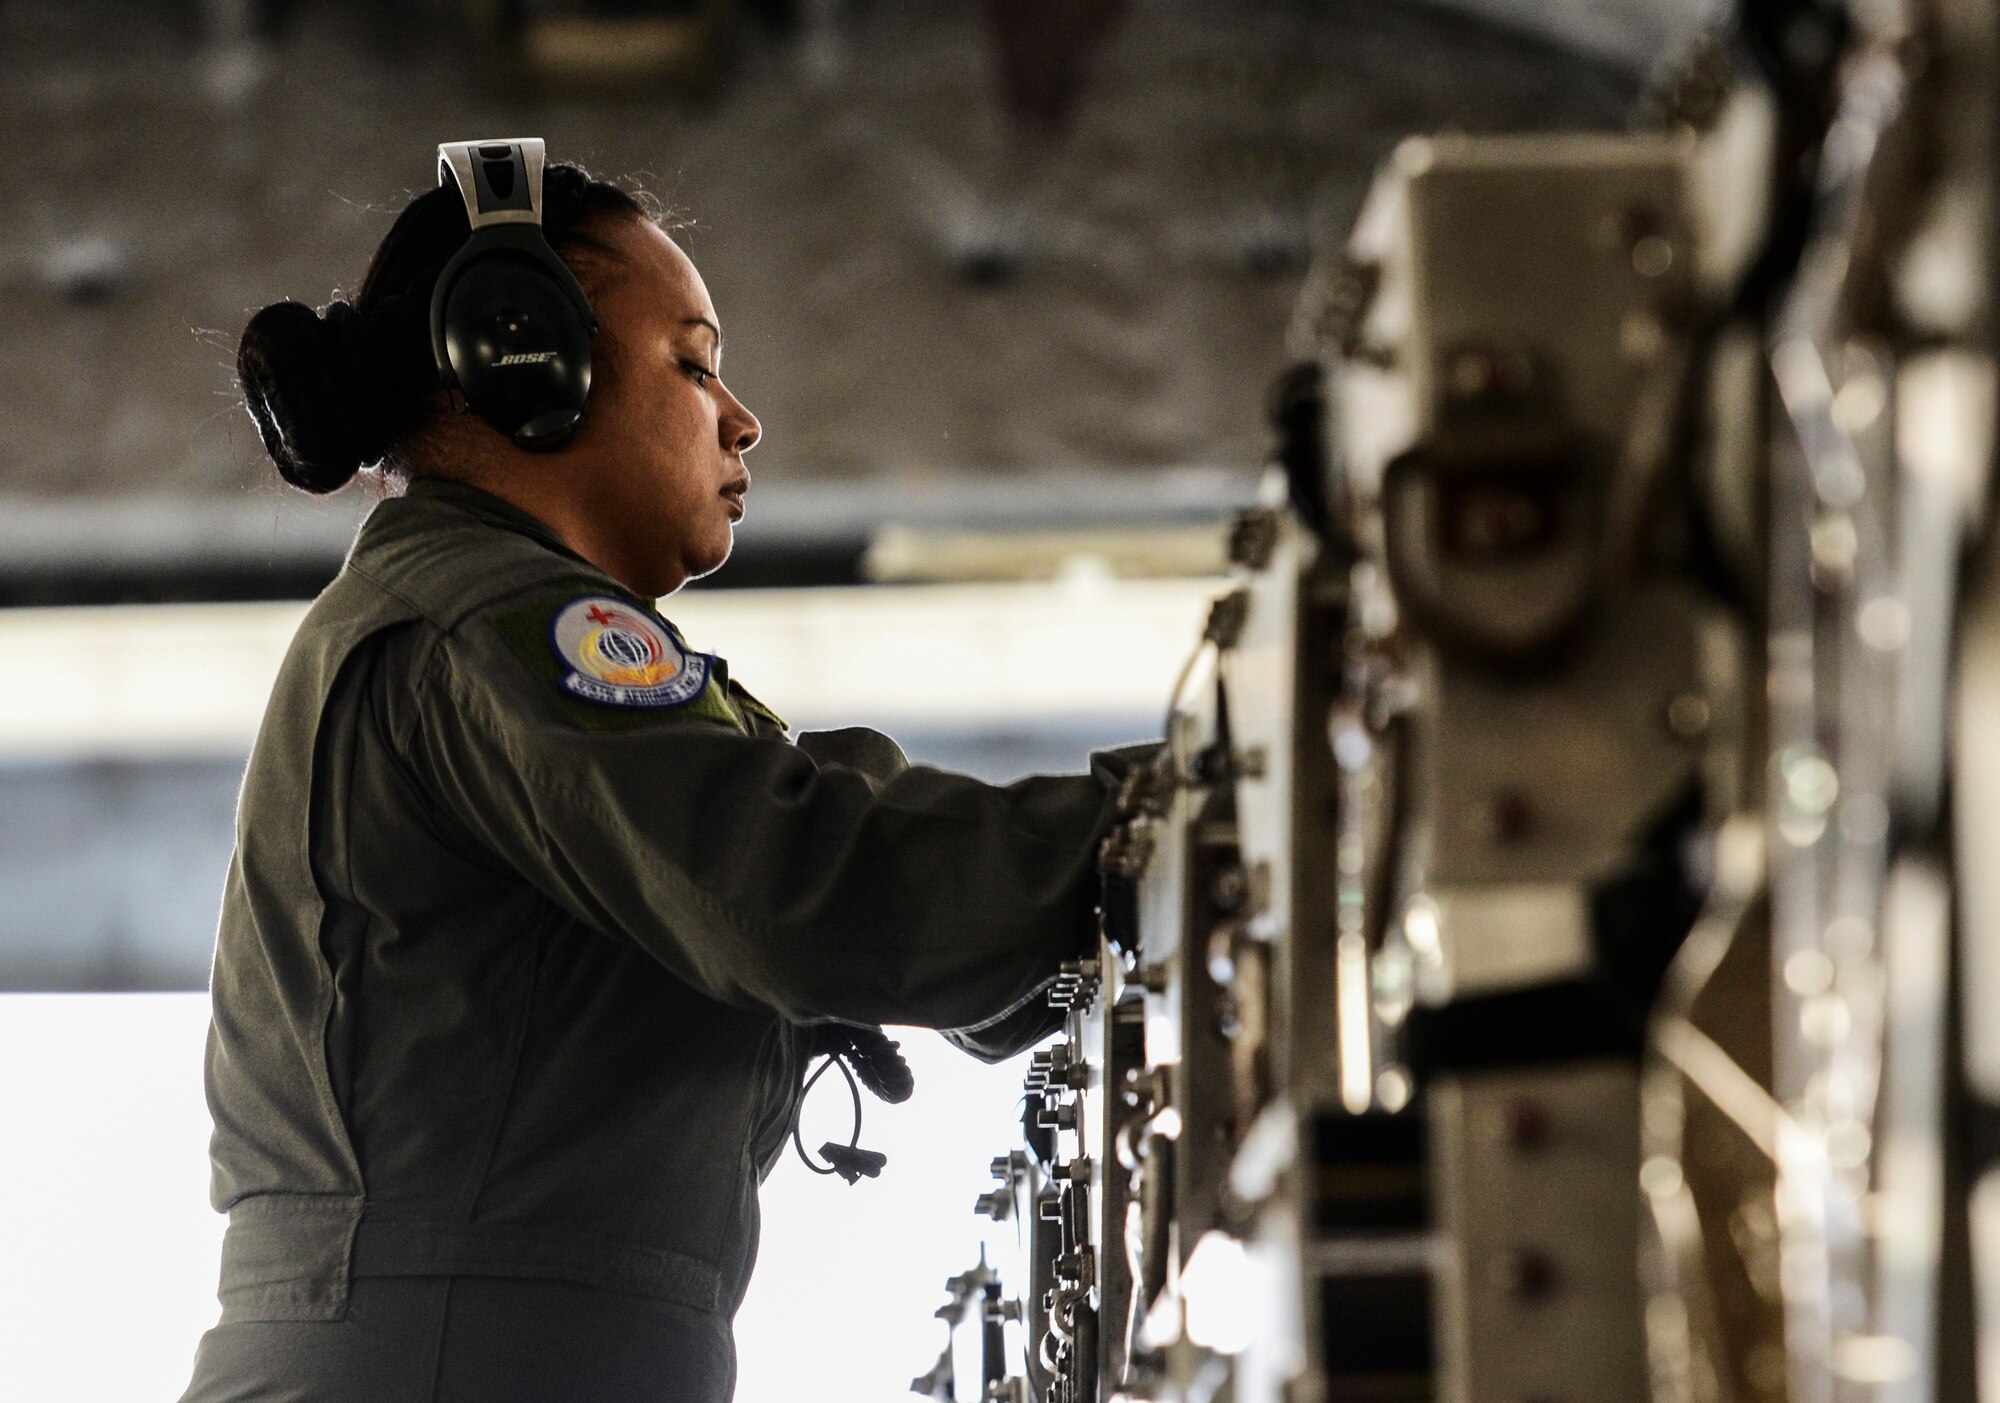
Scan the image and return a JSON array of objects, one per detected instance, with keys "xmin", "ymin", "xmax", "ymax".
[
  {"xmin": 341, "ymin": 558, "xmax": 435, "ymax": 624},
  {"xmin": 348, "ymin": 556, "xmax": 622, "ymax": 638}
]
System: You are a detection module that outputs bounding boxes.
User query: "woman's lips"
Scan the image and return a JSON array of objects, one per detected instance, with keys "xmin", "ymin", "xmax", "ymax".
[{"xmin": 720, "ymin": 485, "xmax": 747, "ymax": 521}]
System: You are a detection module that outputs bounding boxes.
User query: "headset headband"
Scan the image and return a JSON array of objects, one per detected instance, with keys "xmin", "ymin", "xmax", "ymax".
[
  {"xmin": 437, "ymin": 138, "xmax": 548, "ymax": 230},
  {"xmin": 429, "ymin": 136, "xmax": 598, "ymax": 449}
]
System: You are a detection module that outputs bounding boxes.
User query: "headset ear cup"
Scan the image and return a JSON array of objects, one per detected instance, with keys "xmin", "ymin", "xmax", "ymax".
[{"xmin": 441, "ymin": 252, "xmax": 594, "ymax": 449}]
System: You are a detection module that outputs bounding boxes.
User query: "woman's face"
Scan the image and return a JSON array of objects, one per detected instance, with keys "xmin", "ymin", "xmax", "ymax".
[{"xmin": 566, "ymin": 217, "xmax": 761, "ymax": 596}]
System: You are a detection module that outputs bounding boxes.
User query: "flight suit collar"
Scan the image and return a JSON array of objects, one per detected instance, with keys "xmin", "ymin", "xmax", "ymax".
[
  {"xmin": 397, "ymin": 476, "xmax": 597, "ymax": 570},
  {"xmin": 369, "ymin": 477, "xmax": 789, "ymax": 735}
]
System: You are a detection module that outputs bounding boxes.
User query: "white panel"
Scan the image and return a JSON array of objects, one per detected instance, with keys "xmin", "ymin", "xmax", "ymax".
[
  {"xmin": 0, "ymin": 578, "xmax": 1221, "ymax": 762},
  {"xmin": 0, "ymin": 993, "xmax": 1038, "ymax": 1403}
]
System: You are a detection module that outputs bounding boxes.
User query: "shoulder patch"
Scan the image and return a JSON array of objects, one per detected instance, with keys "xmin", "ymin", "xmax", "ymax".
[{"xmin": 549, "ymin": 594, "xmax": 712, "ymax": 709}]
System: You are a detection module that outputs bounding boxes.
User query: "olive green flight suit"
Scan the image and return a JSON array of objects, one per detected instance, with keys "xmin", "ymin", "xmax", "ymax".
[{"xmin": 179, "ymin": 478, "xmax": 1138, "ymax": 1403}]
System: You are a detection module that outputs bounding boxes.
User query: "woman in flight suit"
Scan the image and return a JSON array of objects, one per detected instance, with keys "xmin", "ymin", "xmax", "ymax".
[{"xmin": 179, "ymin": 151, "xmax": 1136, "ymax": 1402}]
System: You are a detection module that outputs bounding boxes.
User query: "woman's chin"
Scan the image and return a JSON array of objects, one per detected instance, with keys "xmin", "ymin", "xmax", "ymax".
[{"xmin": 684, "ymin": 536, "xmax": 734, "ymax": 584}]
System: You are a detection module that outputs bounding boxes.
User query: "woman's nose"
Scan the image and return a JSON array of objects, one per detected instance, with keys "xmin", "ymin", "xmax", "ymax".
[{"xmin": 721, "ymin": 386, "xmax": 761, "ymax": 455}]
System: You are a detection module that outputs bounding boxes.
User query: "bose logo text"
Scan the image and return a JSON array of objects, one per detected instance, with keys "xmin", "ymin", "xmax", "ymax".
[{"xmin": 496, "ymin": 351, "xmax": 559, "ymax": 366}]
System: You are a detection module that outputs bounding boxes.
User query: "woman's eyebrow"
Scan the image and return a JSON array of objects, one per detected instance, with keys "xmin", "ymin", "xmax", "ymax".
[{"xmin": 682, "ymin": 316, "xmax": 722, "ymax": 353}]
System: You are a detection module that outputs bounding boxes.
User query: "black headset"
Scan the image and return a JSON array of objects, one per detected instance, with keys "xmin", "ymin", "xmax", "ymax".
[{"xmin": 431, "ymin": 138, "xmax": 598, "ymax": 451}]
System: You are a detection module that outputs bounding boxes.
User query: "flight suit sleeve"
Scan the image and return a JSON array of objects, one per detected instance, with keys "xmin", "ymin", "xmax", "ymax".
[
  {"xmin": 939, "ymin": 740, "xmax": 1159, "ymax": 1062},
  {"xmin": 402, "ymin": 596, "xmax": 1133, "ymax": 1035}
]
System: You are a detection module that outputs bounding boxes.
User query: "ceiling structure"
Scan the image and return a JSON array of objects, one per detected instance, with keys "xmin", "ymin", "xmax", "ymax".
[{"xmin": 0, "ymin": 0, "xmax": 1659, "ymax": 596}]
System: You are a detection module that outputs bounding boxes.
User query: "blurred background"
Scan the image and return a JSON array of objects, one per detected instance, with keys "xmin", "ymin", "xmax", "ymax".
[{"xmin": 0, "ymin": 0, "xmax": 1710, "ymax": 1398}]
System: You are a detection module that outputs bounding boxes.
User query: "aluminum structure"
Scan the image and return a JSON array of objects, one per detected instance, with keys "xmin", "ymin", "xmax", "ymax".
[{"xmin": 913, "ymin": 2, "xmax": 2000, "ymax": 1401}]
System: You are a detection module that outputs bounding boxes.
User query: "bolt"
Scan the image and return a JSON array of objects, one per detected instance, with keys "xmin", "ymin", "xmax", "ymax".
[
  {"xmin": 1211, "ymin": 866, "xmax": 1249, "ymax": 914},
  {"xmin": 1037, "ymin": 1100, "xmax": 1078, "ymax": 1131},
  {"xmin": 1207, "ymin": 929, "xmax": 1239, "ymax": 986},
  {"xmin": 1503, "ymin": 1247, "xmax": 1561, "ymax": 1301},
  {"xmin": 1217, "ymin": 996, "xmax": 1243, "ymax": 1039},
  {"xmin": 1666, "ymin": 694, "xmax": 1710, "ymax": 739},
  {"xmin": 1452, "ymin": 487, "xmax": 1548, "ymax": 555},
  {"xmin": 1042, "ymin": 1043, "xmax": 1086, "ymax": 1090},
  {"xmin": 1120, "ymin": 1066, "xmax": 1160, "ymax": 1115},
  {"xmin": 1619, "ymin": 202, "xmax": 1665, "ymax": 246},
  {"xmin": 1490, "ymin": 788, "xmax": 1535, "ymax": 843},
  {"xmin": 1025, "ymin": 1052, "xmax": 1053, "ymax": 1091},
  {"xmin": 1503, "ymin": 1097, "xmax": 1552, "ymax": 1150},
  {"xmin": 1447, "ymin": 346, "xmax": 1535, "ymax": 401},
  {"xmin": 1631, "ymin": 235, "xmax": 1675, "ymax": 278}
]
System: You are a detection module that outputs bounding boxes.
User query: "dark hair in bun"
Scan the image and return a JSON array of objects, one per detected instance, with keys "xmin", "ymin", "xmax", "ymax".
[{"xmin": 236, "ymin": 162, "xmax": 653, "ymax": 494}]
